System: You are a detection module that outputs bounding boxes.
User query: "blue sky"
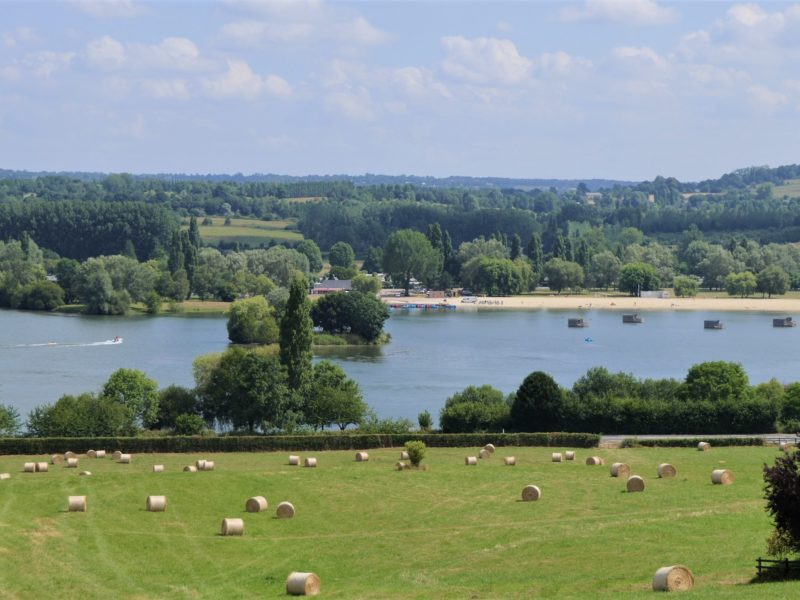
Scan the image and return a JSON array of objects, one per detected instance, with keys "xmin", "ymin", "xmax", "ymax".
[{"xmin": 1, "ymin": 1, "xmax": 798, "ymax": 181}]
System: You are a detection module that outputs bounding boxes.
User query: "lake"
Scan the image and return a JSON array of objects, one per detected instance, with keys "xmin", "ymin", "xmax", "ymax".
[{"xmin": 1, "ymin": 308, "xmax": 798, "ymax": 424}]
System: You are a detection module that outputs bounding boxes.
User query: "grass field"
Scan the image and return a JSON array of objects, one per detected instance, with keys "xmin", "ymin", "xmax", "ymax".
[
  {"xmin": 0, "ymin": 446, "xmax": 796, "ymax": 599},
  {"xmin": 774, "ymin": 179, "xmax": 800, "ymax": 198},
  {"xmin": 184, "ymin": 217, "xmax": 303, "ymax": 247}
]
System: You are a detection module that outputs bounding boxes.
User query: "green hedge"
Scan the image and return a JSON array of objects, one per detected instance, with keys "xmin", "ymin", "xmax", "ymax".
[
  {"xmin": 620, "ymin": 437, "xmax": 765, "ymax": 448},
  {"xmin": 0, "ymin": 432, "xmax": 600, "ymax": 455}
]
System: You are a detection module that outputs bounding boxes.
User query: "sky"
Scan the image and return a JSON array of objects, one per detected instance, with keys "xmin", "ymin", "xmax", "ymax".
[{"xmin": 0, "ymin": 0, "xmax": 799, "ymax": 182}]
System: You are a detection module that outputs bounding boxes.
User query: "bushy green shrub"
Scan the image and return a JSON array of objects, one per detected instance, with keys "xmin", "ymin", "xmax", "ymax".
[
  {"xmin": 174, "ymin": 414, "xmax": 206, "ymax": 435},
  {"xmin": 404, "ymin": 440, "xmax": 426, "ymax": 467}
]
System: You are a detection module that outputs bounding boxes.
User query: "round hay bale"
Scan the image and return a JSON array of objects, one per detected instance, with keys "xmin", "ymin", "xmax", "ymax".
[
  {"xmin": 288, "ymin": 455, "xmax": 300, "ymax": 466},
  {"xmin": 479, "ymin": 449, "xmax": 490, "ymax": 459},
  {"xmin": 697, "ymin": 442, "xmax": 711, "ymax": 451},
  {"xmin": 304, "ymin": 458, "xmax": 317, "ymax": 468},
  {"xmin": 183, "ymin": 465, "xmax": 197, "ymax": 473},
  {"xmin": 355, "ymin": 452, "xmax": 369, "ymax": 462},
  {"xmin": 395, "ymin": 461, "xmax": 407, "ymax": 471},
  {"xmin": 50, "ymin": 454, "xmax": 64, "ymax": 465},
  {"xmin": 87, "ymin": 450, "xmax": 96, "ymax": 459},
  {"xmin": 521, "ymin": 485, "xmax": 541, "ymax": 502},
  {"xmin": 246, "ymin": 496, "xmax": 268, "ymax": 513},
  {"xmin": 112, "ymin": 450, "xmax": 123, "ymax": 460},
  {"xmin": 146, "ymin": 496, "xmax": 167, "ymax": 512},
  {"xmin": 66, "ymin": 458, "xmax": 78, "ymax": 468},
  {"xmin": 711, "ymin": 469, "xmax": 734, "ymax": 485},
  {"xmin": 0, "ymin": 473, "xmax": 10, "ymax": 480},
  {"xmin": 64, "ymin": 451, "xmax": 77, "ymax": 459},
  {"xmin": 626, "ymin": 475, "xmax": 645, "ymax": 492},
  {"xmin": 610, "ymin": 462, "xmax": 631, "ymax": 478},
  {"xmin": 196, "ymin": 459, "xmax": 206, "ymax": 470},
  {"xmin": 585, "ymin": 456, "xmax": 604, "ymax": 466},
  {"xmin": 95, "ymin": 450, "xmax": 106, "ymax": 459},
  {"xmin": 565, "ymin": 451, "xmax": 576, "ymax": 461},
  {"xmin": 79, "ymin": 471, "xmax": 91, "ymax": 477},
  {"xmin": 400, "ymin": 451, "xmax": 410, "ymax": 460},
  {"xmin": 504, "ymin": 456, "xmax": 516, "ymax": 466},
  {"xmin": 552, "ymin": 452, "xmax": 563, "ymax": 463},
  {"xmin": 119, "ymin": 454, "xmax": 131, "ymax": 464},
  {"xmin": 35, "ymin": 462, "xmax": 48, "ymax": 473},
  {"xmin": 276, "ymin": 501, "xmax": 295, "ymax": 519},
  {"xmin": 68, "ymin": 495, "xmax": 86, "ymax": 512},
  {"xmin": 657, "ymin": 463, "xmax": 677, "ymax": 478},
  {"xmin": 779, "ymin": 441, "xmax": 794, "ymax": 452},
  {"xmin": 286, "ymin": 571, "xmax": 321, "ymax": 596},
  {"xmin": 652, "ymin": 565, "xmax": 694, "ymax": 592},
  {"xmin": 220, "ymin": 518, "xmax": 244, "ymax": 536},
  {"xmin": 483, "ymin": 444, "xmax": 496, "ymax": 454},
  {"xmin": 153, "ymin": 465, "xmax": 164, "ymax": 473},
  {"xmin": 23, "ymin": 462, "xmax": 36, "ymax": 473},
  {"xmin": 465, "ymin": 456, "xmax": 477, "ymax": 466},
  {"xmin": 202, "ymin": 461, "xmax": 214, "ymax": 471}
]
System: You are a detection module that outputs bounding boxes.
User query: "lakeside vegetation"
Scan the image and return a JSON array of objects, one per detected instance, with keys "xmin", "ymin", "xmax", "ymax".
[{"xmin": 0, "ymin": 446, "xmax": 794, "ymax": 598}]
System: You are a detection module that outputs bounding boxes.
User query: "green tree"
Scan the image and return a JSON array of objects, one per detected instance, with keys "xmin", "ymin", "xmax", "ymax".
[
  {"xmin": 351, "ymin": 273, "xmax": 382, "ymax": 294},
  {"xmin": 510, "ymin": 233, "xmax": 522, "ymax": 260},
  {"xmin": 54, "ymin": 258, "xmax": 81, "ymax": 303},
  {"xmin": 417, "ymin": 410, "xmax": 432, "ymax": 431},
  {"xmin": 588, "ymin": 251, "xmax": 621, "ymax": 289},
  {"xmin": 362, "ymin": 246, "xmax": 383, "ymax": 274},
  {"xmin": 27, "ymin": 393, "xmax": 135, "ymax": 437},
  {"xmin": 758, "ymin": 265, "xmax": 790, "ymax": 298},
  {"xmin": 672, "ymin": 275, "xmax": 699, "ymax": 297},
  {"xmin": 544, "ymin": 258, "xmax": 584, "ymax": 293},
  {"xmin": 697, "ymin": 246, "xmax": 739, "ymax": 290},
  {"xmin": 763, "ymin": 451, "xmax": 800, "ymax": 555},
  {"xmin": 510, "ymin": 371, "xmax": 563, "ymax": 432},
  {"xmin": 102, "ymin": 368, "xmax": 160, "ymax": 428},
  {"xmin": 383, "ymin": 229, "xmax": 442, "ymax": 295},
  {"xmin": 188, "ymin": 216, "xmax": 201, "ymax": 249},
  {"xmin": 153, "ymin": 385, "xmax": 199, "ymax": 430},
  {"xmin": 439, "ymin": 385, "xmax": 510, "ymax": 433},
  {"xmin": 296, "ymin": 240, "xmax": 323, "ymax": 273},
  {"xmin": 311, "ymin": 291, "xmax": 390, "ymax": 342},
  {"xmin": 461, "ymin": 257, "xmax": 525, "ymax": 296},
  {"xmin": 19, "ymin": 280, "xmax": 64, "ymax": 310},
  {"xmin": 0, "ymin": 404, "xmax": 20, "ymax": 436},
  {"xmin": 226, "ymin": 296, "xmax": 280, "ymax": 344},
  {"xmin": 304, "ymin": 360, "xmax": 366, "ymax": 430},
  {"xmin": 174, "ymin": 413, "xmax": 206, "ymax": 435},
  {"xmin": 279, "ymin": 272, "xmax": 313, "ymax": 390},
  {"xmin": 725, "ymin": 271, "xmax": 757, "ymax": 297},
  {"xmin": 617, "ymin": 227, "xmax": 644, "ymax": 247},
  {"xmin": 329, "ymin": 241, "xmax": 355, "ymax": 269},
  {"xmin": 525, "ymin": 233, "xmax": 544, "ymax": 281},
  {"xmin": 618, "ymin": 262, "xmax": 659, "ymax": 296},
  {"xmin": 679, "ymin": 361, "xmax": 750, "ymax": 404}
]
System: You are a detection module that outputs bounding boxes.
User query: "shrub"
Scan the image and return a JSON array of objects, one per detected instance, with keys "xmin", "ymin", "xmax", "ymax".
[
  {"xmin": 174, "ymin": 414, "xmax": 207, "ymax": 436},
  {"xmin": 404, "ymin": 441, "xmax": 426, "ymax": 467},
  {"xmin": 764, "ymin": 450, "xmax": 800, "ymax": 555},
  {"xmin": 439, "ymin": 385, "xmax": 509, "ymax": 433},
  {"xmin": 418, "ymin": 410, "xmax": 432, "ymax": 432}
]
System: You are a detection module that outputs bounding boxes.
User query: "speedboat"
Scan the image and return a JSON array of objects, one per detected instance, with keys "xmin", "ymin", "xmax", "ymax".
[{"xmin": 110, "ymin": 336, "xmax": 123, "ymax": 344}]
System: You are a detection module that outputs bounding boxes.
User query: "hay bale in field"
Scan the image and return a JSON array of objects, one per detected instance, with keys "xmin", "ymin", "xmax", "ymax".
[
  {"xmin": 153, "ymin": 465, "xmax": 164, "ymax": 473},
  {"xmin": 626, "ymin": 475, "xmax": 645, "ymax": 492},
  {"xmin": 288, "ymin": 455, "xmax": 300, "ymax": 466},
  {"xmin": 779, "ymin": 441, "xmax": 794, "ymax": 452},
  {"xmin": 246, "ymin": 496, "xmax": 268, "ymax": 513},
  {"xmin": 521, "ymin": 485, "xmax": 541, "ymax": 502},
  {"xmin": 479, "ymin": 449, "xmax": 491, "ymax": 459},
  {"xmin": 697, "ymin": 442, "xmax": 711, "ymax": 451},
  {"xmin": 276, "ymin": 501, "xmax": 295, "ymax": 519},
  {"xmin": 586, "ymin": 456, "xmax": 604, "ymax": 466},
  {"xmin": 196, "ymin": 459, "xmax": 206, "ymax": 470},
  {"xmin": 304, "ymin": 458, "xmax": 317, "ymax": 468},
  {"xmin": 64, "ymin": 451, "xmax": 77, "ymax": 459},
  {"xmin": 400, "ymin": 451, "xmax": 410, "ymax": 460},
  {"xmin": 87, "ymin": 450, "xmax": 96, "ymax": 458},
  {"xmin": 355, "ymin": 452, "xmax": 369, "ymax": 462},
  {"xmin": 146, "ymin": 496, "xmax": 167, "ymax": 512},
  {"xmin": 552, "ymin": 452, "xmax": 563, "ymax": 463},
  {"xmin": 610, "ymin": 462, "xmax": 630, "ymax": 478},
  {"xmin": 504, "ymin": 457, "xmax": 516, "ymax": 466},
  {"xmin": 66, "ymin": 458, "xmax": 78, "ymax": 468},
  {"xmin": 79, "ymin": 471, "xmax": 91, "ymax": 477},
  {"xmin": 50, "ymin": 454, "xmax": 64, "ymax": 465},
  {"xmin": 286, "ymin": 571, "xmax": 321, "ymax": 596},
  {"xmin": 183, "ymin": 465, "xmax": 197, "ymax": 473},
  {"xmin": 220, "ymin": 518, "xmax": 244, "ymax": 536},
  {"xmin": 112, "ymin": 451, "xmax": 123, "ymax": 460},
  {"xmin": 484, "ymin": 444, "xmax": 496, "ymax": 454},
  {"xmin": 0, "ymin": 473, "xmax": 9, "ymax": 480},
  {"xmin": 119, "ymin": 454, "xmax": 131, "ymax": 464},
  {"xmin": 711, "ymin": 469, "xmax": 734, "ymax": 485},
  {"xmin": 95, "ymin": 450, "xmax": 106, "ymax": 458},
  {"xmin": 465, "ymin": 456, "xmax": 477, "ymax": 466},
  {"xmin": 652, "ymin": 565, "xmax": 694, "ymax": 592},
  {"xmin": 395, "ymin": 461, "xmax": 408, "ymax": 471},
  {"xmin": 657, "ymin": 463, "xmax": 677, "ymax": 478},
  {"xmin": 68, "ymin": 496, "xmax": 86, "ymax": 512},
  {"xmin": 565, "ymin": 451, "xmax": 575, "ymax": 461},
  {"xmin": 35, "ymin": 462, "xmax": 48, "ymax": 473},
  {"xmin": 201, "ymin": 461, "xmax": 214, "ymax": 471}
]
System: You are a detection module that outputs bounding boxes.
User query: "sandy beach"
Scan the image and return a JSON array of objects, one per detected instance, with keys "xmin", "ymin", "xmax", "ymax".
[{"xmin": 384, "ymin": 294, "xmax": 800, "ymax": 313}]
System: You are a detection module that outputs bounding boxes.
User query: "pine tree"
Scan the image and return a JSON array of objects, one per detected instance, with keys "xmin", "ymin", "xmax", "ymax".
[
  {"xmin": 279, "ymin": 272, "xmax": 313, "ymax": 390},
  {"xmin": 526, "ymin": 233, "xmax": 544, "ymax": 275},
  {"xmin": 510, "ymin": 234, "xmax": 522, "ymax": 260},
  {"xmin": 188, "ymin": 216, "xmax": 201, "ymax": 249},
  {"xmin": 552, "ymin": 235, "xmax": 567, "ymax": 260},
  {"xmin": 168, "ymin": 229, "xmax": 184, "ymax": 274}
]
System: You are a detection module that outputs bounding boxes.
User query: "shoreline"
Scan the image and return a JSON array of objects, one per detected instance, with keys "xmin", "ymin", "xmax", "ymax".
[{"xmin": 384, "ymin": 295, "xmax": 800, "ymax": 313}]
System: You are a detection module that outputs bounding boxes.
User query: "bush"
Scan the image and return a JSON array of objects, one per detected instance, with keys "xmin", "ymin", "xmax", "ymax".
[
  {"xmin": 764, "ymin": 450, "xmax": 800, "ymax": 555},
  {"xmin": 174, "ymin": 414, "xmax": 206, "ymax": 435},
  {"xmin": 439, "ymin": 385, "xmax": 509, "ymax": 433},
  {"xmin": 418, "ymin": 410, "xmax": 432, "ymax": 431},
  {"xmin": 404, "ymin": 440, "xmax": 426, "ymax": 467}
]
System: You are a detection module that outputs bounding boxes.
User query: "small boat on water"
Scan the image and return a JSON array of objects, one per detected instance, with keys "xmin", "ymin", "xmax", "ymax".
[
  {"xmin": 773, "ymin": 317, "xmax": 796, "ymax": 328},
  {"xmin": 109, "ymin": 336, "xmax": 123, "ymax": 344},
  {"xmin": 622, "ymin": 314, "xmax": 643, "ymax": 324},
  {"xmin": 704, "ymin": 320, "xmax": 723, "ymax": 330},
  {"xmin": 568, "ymin": 318, "xmax": 587, "ymax": 328}
]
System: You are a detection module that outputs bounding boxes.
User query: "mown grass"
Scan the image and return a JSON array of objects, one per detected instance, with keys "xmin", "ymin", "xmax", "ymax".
[
  {"xmin": 774, "ymin": 179, "xmax": 800, "ymax": 198},
  {"xmin": 184, "ymin": 217, "xmax": 303, "ymax": 246},
  {"xmin": 0, "ymin": 447, "xmax": 795, "ymax": 599}
]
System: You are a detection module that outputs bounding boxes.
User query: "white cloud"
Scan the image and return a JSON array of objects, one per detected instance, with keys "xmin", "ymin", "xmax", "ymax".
[
  {"xmin": 441, "ymin": 36, "xmax": 532, "ymax": 85},
  {"xmin": 112, "ymin": 113, "xmax": 146, "ymax": 139},
  {"xmin": 141, "ymin": 79, "xmax": 190, "ymax": 100},
  {"xmin": 2, "ymin": 27, "xmax": 40, "ymax": 49},
  {"xmin": 86, "ymin": 36, "xmax": 126, "ymax": 69},
  {"xmin": 218, "ymin": 20, "xmax": 314, "ymax": 46},
  {"xmin": 392, "ymin": 67, "xmax": 452, "ymax": 100},
  {"xmin": 85, "ymin": 36, "xmax": 206, "ymax": 71},
  {"xmin": 559, "ymin": 0, "xmax": 676, "ymax": 26},
  {"xmin": 325, "ymin": 87, "xmax": 375, "ymax": 120},
  {"xmin": 336, "ymin": 16, "xmax": 389, "ymax": 45},
  {"xmin": 8, "ymin": 51, "xmax": 76, "ymax": 79},
  {"xmin": 69, "ymin": 0, "xmax": 144, "ymax": 19},
  {"xmin": 537, "ymin": 51, "xmax": 592, "ymax": 76},
  {"xmin": 202, "ymin": 60, "xmax": 291, "ymax": 100},
  {"xmin": 611, "ymin": 46, "xmax": 670, "ymax": 71},
  {"xmin": 747, "ymin": 84, "xmax": 788, "ymax": 113}
]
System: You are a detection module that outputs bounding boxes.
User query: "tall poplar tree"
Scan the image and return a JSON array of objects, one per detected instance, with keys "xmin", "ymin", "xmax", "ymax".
[{"xmin": 279, "ymin": 272, "xmax": 313, "ymax": 390}]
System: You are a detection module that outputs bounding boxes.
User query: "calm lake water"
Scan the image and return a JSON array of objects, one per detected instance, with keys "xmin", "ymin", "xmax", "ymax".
[{"xmin": 1, "ymin": 308, "xmax": 798, "ymax": 424}]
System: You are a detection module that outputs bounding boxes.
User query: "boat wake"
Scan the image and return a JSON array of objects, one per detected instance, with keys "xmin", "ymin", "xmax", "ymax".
[{"xmin": 7, "ymin": 338, "xmax": 123, "ymax": 349}]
